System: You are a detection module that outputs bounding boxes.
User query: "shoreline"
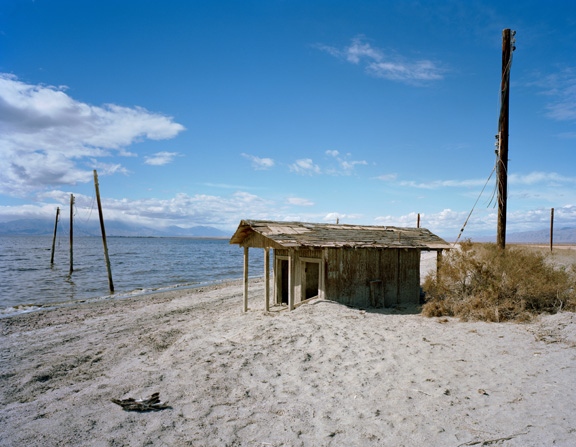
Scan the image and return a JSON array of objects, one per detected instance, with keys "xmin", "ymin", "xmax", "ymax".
[
  {"xmin": 0, "ymin": 276, "xmax": 259, "ymax": 319},
  {"xmin": 1, "ymin": 279, "xmax": 575, "ymax": 446}
]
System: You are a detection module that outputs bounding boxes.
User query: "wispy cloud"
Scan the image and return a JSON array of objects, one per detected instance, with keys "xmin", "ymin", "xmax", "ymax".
[
  {"xmin": 0, "ymin": 73, "xmax": 185, "ymax": 196},
  {"xmin": 323, "ymin": 212, "xmax": 363, "ymax": 224},
  {"xmin": 287, "ymin": 197, "xmax": 314, "ymax": 206},
  {"xmin": 16, "ymin": 189, "xmax": 275, "ymax": 229},
  {"xmin": 316, "ymin": 36, "xmax": 445, "ymax": 84},
  {"xmin": 289, "ymin": 158, "xmax": 321, "ymax": 175},
  {"xmin": 398, "ymin": 178, "xmax": 489, "ymax": 189},
  {"xmin": 144, "ymin": 151, "xmax": 181, "ymax": 166},
  {"xmin": 532, "ymin": 67, "xmax": 576, "ymax": 121},
  {"xmin": 508, "ymin": 171, "xmax": 576, "ymax": 185},
  {"xmin": 325, "ymin": 150, "xmax": 367, "ymax": 175},
  {"xmin": 376, "ymin": 173, "xmax": 398, "ymax": 182},
  {"xmin": 90, "ymin": 160, "xmax": 130, "ymax": 176},
  {"xmin": 241, "ymin": 153, "xmax": 275, "ymax": 170}
]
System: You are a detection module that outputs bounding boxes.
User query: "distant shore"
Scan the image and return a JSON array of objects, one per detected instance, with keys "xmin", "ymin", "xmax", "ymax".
[{"xmin": 1, "ymin": 277, "xmax": 575, "ymax": 446}]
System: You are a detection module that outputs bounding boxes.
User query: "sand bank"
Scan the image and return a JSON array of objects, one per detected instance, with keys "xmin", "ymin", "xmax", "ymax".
[{"xmin": 1, "ymin": 278, "xmax": 575, "ymax": 446}]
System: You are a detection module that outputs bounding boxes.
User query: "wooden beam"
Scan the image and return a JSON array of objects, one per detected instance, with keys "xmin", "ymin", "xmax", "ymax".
[
  {"xmin": 436, "ymin": 250, "xmax": 443, "ymax": 280},
  {"xmin": 288, "ymin": 250, "xmax": 294, "ymax": 311},
  {"xmin": 243, "ymin": 246, "xmax": 249, "ymax": 312},
  {"xmin": 264, "ymin": 248, "xmax": 270, "ymax": 311}
]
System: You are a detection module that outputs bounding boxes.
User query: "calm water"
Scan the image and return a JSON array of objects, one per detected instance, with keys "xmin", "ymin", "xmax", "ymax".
[{"xmin": 0, "ymin": 236, "xmax": 265, "ymax": 315}]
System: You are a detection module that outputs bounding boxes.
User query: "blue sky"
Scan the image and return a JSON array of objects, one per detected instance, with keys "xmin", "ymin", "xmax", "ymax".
[{"xmin": 1, "ymin": 0, "xmax": 575, "ymax": 239}]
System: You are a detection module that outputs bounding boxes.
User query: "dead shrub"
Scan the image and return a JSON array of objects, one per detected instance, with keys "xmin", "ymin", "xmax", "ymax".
[{"xmin": 422, "ymin": 241, "xmax": 576, "ymax": 322}]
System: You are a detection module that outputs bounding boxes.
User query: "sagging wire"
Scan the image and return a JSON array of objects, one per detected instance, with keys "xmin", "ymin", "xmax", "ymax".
[
  {"xmin": 453, "ymin": 164, "xmax": 497, "ymax": 246},
  {"xmin": 72, "ymin": 194, "xmax": 97, "ymax": 234},
  {"xmin": 458, "ymin": 31, "xmax": 516, "ymax": 244},
  {"xmin": 487, "ymin": 136, "xmax": 500, "ymax": 208}
]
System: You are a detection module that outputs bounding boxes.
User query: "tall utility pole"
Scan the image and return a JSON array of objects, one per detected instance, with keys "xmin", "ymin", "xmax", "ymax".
[{"xmin": 496, "ymin": 29, "xmax": 516, "ymax": 249}]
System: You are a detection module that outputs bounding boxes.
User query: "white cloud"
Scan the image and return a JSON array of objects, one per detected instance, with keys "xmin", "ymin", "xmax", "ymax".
[
  {"xmin": 508, "ymin": 171, "xmax": 576, "ymax": 185},
  {"xmin": 323, "ymin": 212, "xmax": 362, "ymax": 224},
  {"xmin": 3, "ymin": 189, "xmax": 275, "ymax": 229},
  {"xmin": 287, "ymin": 197, "xmax": 314, "ymax": 206},
  {"xmin": 317, "ymin": 36, "xmax": 444, "ymax": 84},
  {"xmin": 375, "ymin": 208, "xmax": 472, "ymax": 239},
  {"xmin": 289, "ymin": 158, "xmax": 321, "ymax": 175},
  {"xmin": 144, "ymin": 151, "xmax": 181, "ymax": 166},
  {"xmin": 535, "ymin": 68, "xmax": 576, "ymax": 122},
  {"xmin": 376, "ymin": 173, "xmax": 398, "ymax": 182},
  {"xmin": 325, "ymin": 150, "xmax": 367, "ymax": 175},
  {"xmin": 0, "ymin": 73, "xmax": 185, "ymax": 196},
  {"xmin": 241, "ymin": 153, "xmax": 275, "ymax": 170},
  {"xmin": 393, "ymin": 171, "xmax": 576, "ymax": 191},
  {"xmin": 399, "ymin": 178, "xmax": 488, "ymax": 189},
  {"xmin": 89, "ymin": 160, "xmax": 130, "ymax": 176}
]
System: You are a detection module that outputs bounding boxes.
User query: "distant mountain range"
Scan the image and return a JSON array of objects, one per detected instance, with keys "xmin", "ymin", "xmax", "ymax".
[
  {"xmin": 472, "ymin": 227, "xmax": 576, "ymax": 244},
  {"xmin": 2, "ymin": 219, "xmax": 575, "ymax": 243},
  {"xmin": 0, "ymin": 219, "xmax": 230, "ymax": 238}
]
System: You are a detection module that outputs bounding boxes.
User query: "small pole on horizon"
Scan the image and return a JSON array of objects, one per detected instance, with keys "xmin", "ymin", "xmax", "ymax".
[
  {"xmin": 69, "ymin": 195, "xmax": 74, "ymax": 275},
  {"xmin": 417, "ymin": 213, "xmax": 421, "ymax": 228},
  {"xmin": 94, "ymin": 170, "xmax": 114, "ymax": 293},
  {"xmin": 550, "ymin": 208, "xmax": 554, "ymax": 252},
  {"xmin": 50, "ymin": 207, "xmax": 60, "ymax": 265}
]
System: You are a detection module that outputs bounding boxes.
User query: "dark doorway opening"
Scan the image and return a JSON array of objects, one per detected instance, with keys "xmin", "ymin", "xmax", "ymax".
[
  {"xmin": 304, "ymin": 261, "xmax": 320, "ymax": 300},
  {"xmin": 280, "ymin": 259, "xmax": 289, "ymax": 304}
]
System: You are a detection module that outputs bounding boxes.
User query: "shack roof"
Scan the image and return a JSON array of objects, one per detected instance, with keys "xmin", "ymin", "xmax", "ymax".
[{"xmin": 230, "ymin": 219, "xmax": 451, "ymax": 250}]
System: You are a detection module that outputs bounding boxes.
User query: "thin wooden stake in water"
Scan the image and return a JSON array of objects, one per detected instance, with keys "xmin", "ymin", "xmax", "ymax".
[
  {"xmin": 50, "ymin": 207, "xmax": 60, "ymax": 265},
  {"xmin": 93, "ymin": 170, "xmax": 114, "ymax": 293},
  {"xmin": 69, "ymin": 195, "xmax": 74, "ymax": 275}
]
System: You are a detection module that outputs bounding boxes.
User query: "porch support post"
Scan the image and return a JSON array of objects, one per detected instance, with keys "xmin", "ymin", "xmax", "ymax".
[
  {"xmin": 436, "ymin": 250, "xmax": 443, "ymax": 279},
  {"xmin": 288, "ymin": 250, "xmax": 294, "ymax": 311},
  {"xmin": 243, "ymin": 246, "xmax": 249, "ymax": 312},
  {"xmin": 264, "ymin": 247, "xmax": 270, "ymax": 312}
]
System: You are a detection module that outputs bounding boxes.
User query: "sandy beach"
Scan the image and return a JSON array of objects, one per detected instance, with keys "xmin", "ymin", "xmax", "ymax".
[{"xmin": 1, "ymin": 276, "xmax": 576, "ymax": 447}]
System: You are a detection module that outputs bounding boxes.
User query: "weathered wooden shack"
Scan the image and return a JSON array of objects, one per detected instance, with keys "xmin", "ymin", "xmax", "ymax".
[{"xmin": 230, "ymin": 220, "xmax": 450, "ymax": 312}]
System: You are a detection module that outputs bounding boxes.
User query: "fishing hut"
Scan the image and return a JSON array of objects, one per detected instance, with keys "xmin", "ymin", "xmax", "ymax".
[{"xmin": 230, "ymin": 220, "xmax": 450, "ymax": 312}]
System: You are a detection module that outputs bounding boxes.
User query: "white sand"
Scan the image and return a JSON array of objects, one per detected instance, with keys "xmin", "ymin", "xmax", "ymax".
[{"xmin": 1, "ymin": 278, "xmax": 576, "ymax": 447}]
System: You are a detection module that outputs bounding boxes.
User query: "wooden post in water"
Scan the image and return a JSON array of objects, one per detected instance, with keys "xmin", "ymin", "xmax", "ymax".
[
  {"xmin": 550, "ymin": 208, "xmax": 554, "ymax": 252},
  {"xmin": 93, "ymin": 170, "xmax": 114, "ymax": 293},
  {"xmin": 69, "ymin": 194, "xmax": 74, "ymax": 275},
  {"xmin": 50, "ymin": 207, "xmax": 60, "ymax": 265}
]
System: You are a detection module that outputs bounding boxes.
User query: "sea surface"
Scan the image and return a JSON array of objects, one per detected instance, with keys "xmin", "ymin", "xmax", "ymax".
[{"xmin": 0, "ymin": 235, "xmax": 265, "ymax": 316}]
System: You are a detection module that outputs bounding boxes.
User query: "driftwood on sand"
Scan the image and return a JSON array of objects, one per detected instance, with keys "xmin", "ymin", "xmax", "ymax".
[{"xmin": 111, "ymin": 392, "xmax": 170, "ymax": 412}]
